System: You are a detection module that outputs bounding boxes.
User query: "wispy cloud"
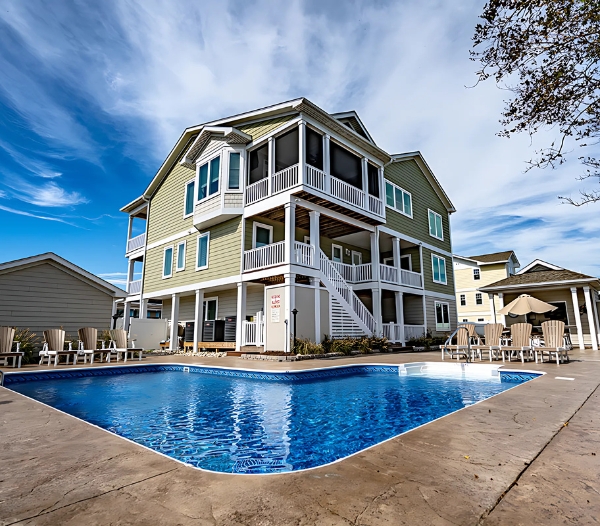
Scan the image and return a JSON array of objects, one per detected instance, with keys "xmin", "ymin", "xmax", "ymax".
[
  {"xmin": 0, "ymin": 204, "xmax": 77, "ymax": 225},
  {"xmin": 6, "ymin": 179, "xmax": 87, "ymax": 207}
]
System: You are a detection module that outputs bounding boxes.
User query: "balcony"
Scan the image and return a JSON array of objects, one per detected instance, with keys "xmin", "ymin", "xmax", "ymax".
[
  {"xmin": 245, "ymin": 163, "xmax": 385, "ymax": 221},
  {"xmin": 128, "ymin": 279, "xmax": 142, "ymax": 294},
  {"xmin": 243, "ymin": 241, "xmax": 315, "ymax": 272},
  {"xmin": 380, "ymin": 264, "xmax": 423, "ymax": 288},
  {"xmin": 193, "ymin": 192, "xmax": 244, "ymax": 230},
  {"xmin": 126, "ymin": 233, "xmax": 146, "ymax": 255}
]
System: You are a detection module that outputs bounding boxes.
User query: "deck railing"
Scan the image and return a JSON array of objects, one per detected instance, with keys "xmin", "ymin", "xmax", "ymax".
[
  {"xmin": 242, "ymin": 320, "xmax": 265, "ymax": 346},
  {"xmin": 382, "ymin": 323, "xmax": 403, "ymax": 343},
  {"xmin": 404, "ymin": 324, "xmax": 426, "ymax": 341},
  {"xmin": 368, "ymin": 194, "xmax": 384, "ymax": 216},
  {"xmin": 331, "ymin": 262, "xmax": 372, "ymax": 283},
  {"xmin": 330, "ymin": 176, "xmax": 365, "ymax": 209},
  {"xmin": 293, "ymin": 241, "xmax": 314, "ymax": 267},
  {"xmin": 126, "ymin": 233, "xmax": 146, "ymax": 253},
  {"xmin": 128, "ymin": 279, "xmax": 141, "ymax": 294},
  {"xmin": 379, "ymin": 264, "xmax": 398, "ymax": 284},
  {"xmin": 271, "ymin": 164, "xmax": 299, "ymax": 195},
  {"xmin": 400, "ymin": 269, "xmax": 423, "ymax": 288},
  {"xmin": 243, "ymin": 241, "xmax": 285, "ymax": 271},
  {"xmin": 245, "ymin": 178, "xmax": 269, "ymax": 205},
  {"xmin": 305, "ymin": 165, "xmax": 326, "ymax": 191}
]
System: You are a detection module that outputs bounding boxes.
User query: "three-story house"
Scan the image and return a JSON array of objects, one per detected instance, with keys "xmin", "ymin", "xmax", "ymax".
[{"xmin": 120, "ymin": 98, "xmax": 457, "ymax": 351}]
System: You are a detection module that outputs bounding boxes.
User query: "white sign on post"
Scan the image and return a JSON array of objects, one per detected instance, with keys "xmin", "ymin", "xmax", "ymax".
[{"xmin": 270, "ymin": 294, "xmax": 281, "ymax": 322}]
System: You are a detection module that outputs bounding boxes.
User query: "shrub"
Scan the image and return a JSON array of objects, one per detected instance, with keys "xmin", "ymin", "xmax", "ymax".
[
  {"xmin": 320, "ymin": 335, "xmax": 389, "ymax": 355},
  {"xmin": 13, "ymin": 328, "xmax": 40, "ymax": 365},
  {"xmin": 294, "ymin": 338, "xmax": 324, "ymax": 355}
]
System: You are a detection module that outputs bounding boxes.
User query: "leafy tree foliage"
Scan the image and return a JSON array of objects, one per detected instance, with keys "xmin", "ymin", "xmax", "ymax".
[{"xmin": 472, "ymin": 0, "xmax": 600, "ymax": 204}]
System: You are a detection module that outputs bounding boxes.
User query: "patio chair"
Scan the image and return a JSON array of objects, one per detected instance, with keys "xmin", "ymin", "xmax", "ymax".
[
  {"xmin": 471, "ymin": 323, "xmax": 504, "ymax": 362},
  {"xmin": 77, "ymin": 327, "xmax": 106, "ymax": 364},
  {"xmin": 535, "ymin": 320, "xmax": 569, "ymax": 365},
  {"xmin": 502, "ymin": 323, "xmax": 534, "ymax": 363},
  {"xmin": 40, "ymin": 329, "xmax": 79, "ymax": 367},
  {"xmin": 106, "ymin": 329, "xmax": 144, "ymax": 362},
  {"xmin": 0, "ymin": 327, "xmax": 24, "ymax": 368},
  {"xmin": 442, "ymin": 324, "xmax": 476, "ymax": 360}
]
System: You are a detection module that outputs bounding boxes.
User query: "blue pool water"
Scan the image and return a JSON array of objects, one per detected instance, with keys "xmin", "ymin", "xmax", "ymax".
[{"xmin": 6, "ymin": 365, "xmax": 538, "ymax": 474}]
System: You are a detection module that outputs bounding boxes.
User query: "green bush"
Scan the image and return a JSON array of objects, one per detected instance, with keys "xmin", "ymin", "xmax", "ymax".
[
  {"xmin": 320, "ymin": 335, "xmax": 389, "ymax": 355},
  {"xmin": 294, "ymin": 338, "xmax": 324, "ymax": 355},
  {"xmin": 13, "ymin": 328, "xmax": 40, "ymax": 365}
]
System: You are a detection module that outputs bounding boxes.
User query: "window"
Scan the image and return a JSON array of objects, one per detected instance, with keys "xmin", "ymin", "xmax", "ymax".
[
  {"xmin": 385, "ymin": 181, "xmax": 412, "ymax": 217},
  {"xmin": 428, "ymin": 210, "xmax": 443, "ymax": 240},
  {"xmin": 435, "ymin": 301, "xmax": 450, "ymax": 331},
  {"xmin": 400, "ymin": 255, "xmax": 412, "ymax": 271},
  {"xmin": 383, "ymin": 257, "xmax": 394, "ymax": 266},
  {"xmin": 473, "ymin": 268, "xmax": 481, "ymax": 280},
  {"xmin": 330, "ymin": 142, "xmax": 362, "ymax": 189},
  {"xmin": 367, "ymin": 163, "xmax": 379, "ymax": 197},
  {"xmin": 460, "ymin": 294, "xmax": 466, "ymax": 306},
  {"xmin": 196, "ymin": 233, "xmax": 210, "ymax": 270},
  {"xmin": 184, "ymin": 180, "xmax": 195, "ymax": 216},
  {"xmin": 228, "ymin": 152, "xmax": 240, "ymax": 190},
  {"xmin": 253, "ymin": 222, "xmax": 273, "ymax": 248},
  {"xmin": 249, "ymin": 143, "xmax": 268, "ymax": 184},
  {"xmin": 475, "ymin": 293, "xmax": 483, "ymax": 305},
  {"xmin": 462, "ymin": 318, "xmax": 469, "ymax": 322},
  {"xmin": 478, "ymin": 318, "xmax": 485, "ymax": 322},
  {"xmin": 176, "ymin": 241, "xmax": 186, "ymax": 272},
  {"xmin": 544, "ymin": 301, "xmax": 569, "ymax": 324},
  {"xmin": 305, "ymin": 127, "xmax": 323, "ymax": 170},
  {"xmin": 332, "ymin": 244, "xmax": 343, "ymax": 263},
  {"xmin": 351, "ymin": 251, "xmax": 362, "ymax": 265},
  {"xmin": 162, "ymin": 246, "xmax": 173, "ymax": 278},
  {"xmin": 275, "ymin": 127, "xmax": 299, "ymax": 172},
  {"xmin": 203, "ymin": 298, "xmax": 218, "ymax": 320},
  {"xmin": 197, "ymin": 156, "xmax": 221, "ymax": 201},
  {"xmin": 432, "ymin": 254, "xmax": 447, "ymax": 284}
]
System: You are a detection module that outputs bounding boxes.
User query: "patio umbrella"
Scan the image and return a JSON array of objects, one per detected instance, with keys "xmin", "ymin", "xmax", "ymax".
[{"xmin": 498, "ymin": 294, "xmax": 558, "ymax": 316}]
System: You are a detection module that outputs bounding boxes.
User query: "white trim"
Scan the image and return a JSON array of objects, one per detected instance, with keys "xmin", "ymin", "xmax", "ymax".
[
  {"xmin": 331, "ymin": 244, "xmax": 343, "ymax": 263},
  {"xmin": 431, "ymin": 254, "xmax": 448, "ymax": 285},
  {"xmin": 384, "ymin": 180, "xmax": 413, "ymax": 218},
  {"xmin": 473, "ymin": 268, "xmax": 481, "ymax": 281},
  {"xmin": 351, "ymin": 250, "xmax": 362, "ymax": 266},
  {"xmin": 196, "ymin": 153, "xmax": 222, "ymax": 203},
  {"xmin": 518, "ymin": 259, "xmax": 564, "ymax": 274},
  {"xmin": 162, "ymin": 245, "xmax": 174, "ymax": 279},
  {"xmin": 175, "ymin": 240, "xmax": 186, "ymax": 272},
  {"xmin": 400, "ymin": 254, "xmax": 412, "ymax": 272},
  {"xmin": 377, "ymin": 225, "xmax": 452, "ymax": 257},
  {"xmin": 460, "ymin": 294, "xmax": 466, "ymax": 307},
  {"xmin": 203, "ymin": 296, "xmax": 219, "ymax": 320},
  {"xmin": 427, "ymin": 209, "xmax": 443, "ymax": 241},
  {"xmin": 480, "ymin": 278, "xmax": 600, "ymax": 292},
  {"xmin": 423, "ymin": 290, "xmax": 457, "ymax": 301},
  {"xmin": 303, "ymin": 235, "xmax": 310, "ymax": 244},
  {"xmin": 546, "ymin": 300, "xmax": 570, "ymax": 326},
  {"xmin": 475, "ymin": 292, "xmax": 483, "ymax": 305},
  {"xmin": 383, "ymin": 257, "xmax": 394, "ymax": 266},
  {"xmin": 252, "ymin": 222, "xmax": 274, "ymax": 248},
  {"xmin": 434, "ymin": 300, "xmax": 451, "ymax": 331},
  {"xmin": 146, "ymin": 228, "xmax": 197, "ymax": 251},
  {"xmin": 226, "ymin": 150, "xmax": 243, "ymax": 191},
  {"xmin": 196, "ymin": 233, "xmax": 210, "ymax": 271},
  {"xmin": 183, "ymin": 178, "xmax": 195, "ymax": 218}
]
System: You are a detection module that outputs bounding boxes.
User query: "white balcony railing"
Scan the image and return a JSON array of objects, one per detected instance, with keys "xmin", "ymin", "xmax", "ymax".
[
  {"xmin": 126, "ymin": 233, "xmax": 146, "ymax": 253},
  {"xmin": 293, "ymin": 241, "xmax": 314, "ymax": 267},
  {"xmin": 246, "ymin": 178, "xmax": 269, "ymax": 205},
  {"xmin": 242, "ymin": 320, "xmax": 265, "ymax": 346},
  {"xmin": 404, "ymin": 325, "xmax": 426, "ymax": 341},
  {"xmin": 243, "ymin": 241, "xmax": 285, "ymax": 271},
  {"xmin": 330, "ymin": 176, "xmax": 365, "ymax": 209},
  {"xmin": 272, "ymin": 164, "xmax": 300, "ymax": 195},
  {"xmin": 305, "ymin": 165, "xmax": 326, "ymax": 191},
  {"xmin": 331, "ymin": 262, "xmax": 372, "ymax": 283},
  {"xmin": 383, "ymin": 323, "xmax": 403, "ymax": 343},
  {"xmin": 369, "ymin": 194, "xmax": 384, "ymax": 216},
  {"xmin": 128, "ymin": 279, "xmax": 141, "ymax": 294},
  {"xmin": 379, "ymin": 264, "xmax": 399, "ymax": 284},
  {"xmin": 400, "ymin": 269, "xmax": 423, "ymax": 288}
]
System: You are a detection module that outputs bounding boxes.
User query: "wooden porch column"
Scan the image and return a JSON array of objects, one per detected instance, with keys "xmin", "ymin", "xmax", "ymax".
[
  {"xmin": 267, "ymin": 137, "xmax": 275, "ymax": 196},
  {"xmin": 298, "ymin": 121, "xmax": 306, "ymax": 184},
  {"xmin": 236, "ymin": 283, "xmax": 247, "ymax": 352},
  {"xmin": 571, "ymin": 287, "xmax": 585, "ymax": 349},
  {"xmin": 311, "ymin": 277, "xmax": 321, "ymax": 343},
  {"xmin": 583, "ymin": 286, "xmax": 598, "ymax": 350},
  {"xmin": 284, "ymin": 201, "xmax": 296, "ymax": 265},
  {"xmin": 372, "ymin": 288, "xmax": 382, "ymax": 337},
  {"xmin": 392, "ymin": 237, "xmax": 401, "ymax": 285},
  {"xmin": 126, "ymin": 259, "xmax": 135, "ymax": 293},
  {"xmin": 361, "ymin": 157, "xmax": 369, "ymax": 196},
  {"xmin": 395, "ymin": 291, "xmax": 405, "ymax": 345},
  {"xmin": 169, "ymin": 293, "xmax": 180, "ymax": 352},
  {"xmin": 193, "ymin": 289, "xmax": 204, "ymax": 354},
  {"xmin": 370, "ymin": 230, "xmax": 380, "ymax": 281},
  {"xmin": 309, "ymin": 210, "xmax": 320, "ymax": 269},
  {"xmin": 139, "ymin": 297, "xmax": 147, "ymax": 320},
  {"xmin": 324, "ymin": 134, "xmax": 331, "ymax": 193}
]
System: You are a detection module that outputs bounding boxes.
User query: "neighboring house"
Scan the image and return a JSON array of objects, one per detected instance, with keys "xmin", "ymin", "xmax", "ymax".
[
  {"xmin": 0, "ymin": 253, "xmax": 125, "ymax": 344},
  {"xmin": 454, "ymin": 251, "xmax": 520, "ymax": 323},
  {"xmin": 480, "ymin": 259, "xmax": 600, "ymax": 350},
  {"xmin": 120, "ymin": 98, "xmax": 457, "ymax": 351}
]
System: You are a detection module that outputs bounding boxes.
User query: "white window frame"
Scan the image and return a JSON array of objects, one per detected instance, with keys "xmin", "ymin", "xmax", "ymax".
[
  {"xmin": 473, "ymin": 268, "xmax": 481, "ymax": 280},
  {"xmin": 435, "ymin": 301, "xmax": 450, "ymax": 331},
  {"xmin": 196, "ymin": 153, "xmax": 222, "ymax": 203},
  {"xmin": 183, "ymin": 179, "xmax": 195, "ymax": 218},
  {"xmin": 176, "ymin": 240, "xmax": 186, "ymax": 272},
  {"xmin": 162, "ymin": 245, "xmax": 174, "ymax": 279},
  {"xmin": 383, "ymin": 256, "xmax": 394, "ymax": 266},
  {"xmin": 203, "ymin": 297, "xmax": 219, "ymax": 320},
  {"xmin": 428, "ymin": 209, "xmax": 444, "ymax": 240},
  {"xmin": 303, "ymin": 235, "xmax": 310, "ymax": 244},
  {"xmin": 351, "ymin": 250, "xmax": 362, "ymax": 265},
  {"xmin": 475, "ymin": 293, "xmax": 483, "ymax": 305},
  {"xmin": 226, "ymin": 149, "xmax": 244, "ymax": 192},
  {"xmin": 195, "ymin": 232, "xmax": 210, "ymax": 271},
  {"xmin": 384, "ymin": 180, "xmax": 413, "ymax": 218},
  {"xmin": 331, "ymin": 244, "xmax": 343, "ymax": 263},
  {"xmin": 252, "ymin": 222, "xmax": 273, "ymax": 248},
  {"xmin": 460, "ymin": 294, "xmax": 466, "ymax": 306},
  {"xmin": 400, "ymin": 254, "xmax": 412, "ymax": 271},
  {"xmin": 431, "ymin": 254, "xmax": 448, "ymax": 285}
]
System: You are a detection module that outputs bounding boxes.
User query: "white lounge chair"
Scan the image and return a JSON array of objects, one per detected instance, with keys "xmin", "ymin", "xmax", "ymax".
[
  {"xmin": 40, "ymin": 329, "xmax": 79, "ymax": 366},
  {"xmin": 501, "ymin": 323, "xmax": 534, "ymax": 363},
  {"xmin": 106, "ymin": 329, "xmax": 143, "ymax": 362},
  {"xmin": 471, "ymin": 323, "xmax": 504, "ymax": 361},
  {"xmin": 535, "ymin": 320, "xmax": 569, "ymax": 365},
  {"xmin": 77, "ymin": 327, "xmax": 106, "ymax": 364},
  {"xmin": 442, "ymin": 324, "xmax": 477, "ymax": 360},
  {"xmin": 0, "ymin": 327, "xmax": 24, "ymax": 368}
]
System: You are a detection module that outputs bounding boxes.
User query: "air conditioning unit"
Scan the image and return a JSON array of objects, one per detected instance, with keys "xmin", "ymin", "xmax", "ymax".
[
  {"xmin": 224, "ymin": 316, "xmax": 236, "ymax": 342},
  {"xmin": 202, "ymin": 320, "xmax": 225, "ymax": 342}
]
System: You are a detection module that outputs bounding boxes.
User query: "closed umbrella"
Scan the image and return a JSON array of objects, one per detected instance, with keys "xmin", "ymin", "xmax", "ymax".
[{"xmin": 498, "ymin": 294, "xmax": 557, "ymax": 316}]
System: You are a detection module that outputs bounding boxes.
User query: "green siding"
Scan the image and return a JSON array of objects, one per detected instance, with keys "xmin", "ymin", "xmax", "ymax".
[
  {"xmin": 147, "ymin": 162, "xmax": 196, "ymax": 244},
  {"xmin": 144, "ymin": 218, "xmax": 242, "ymax": 294},
  {"xmin": 384, "ymin": 160, "xmax": 451, "ymax": 253},
  {"xmin": 422, "ymin": 247, "xmax": 454, "ymax": 295},
  {"xmin": 238, "ymin": 115, "xmax": 297, "ymax": 141}
]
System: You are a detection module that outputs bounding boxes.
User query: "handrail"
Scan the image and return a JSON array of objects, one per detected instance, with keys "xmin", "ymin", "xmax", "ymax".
[
  {"xmin": 0, "ymin": 369, "xmax": 4, "ymax": 386},
  {"xmin": 443, "ymin": 326, "xmax": 472, "ymax": 362}
]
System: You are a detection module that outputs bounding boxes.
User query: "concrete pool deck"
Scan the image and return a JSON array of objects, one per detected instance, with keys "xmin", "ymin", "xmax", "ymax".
[{"xmin": 1, "ymin": 350, "xmax": 600, "ymax": 525}]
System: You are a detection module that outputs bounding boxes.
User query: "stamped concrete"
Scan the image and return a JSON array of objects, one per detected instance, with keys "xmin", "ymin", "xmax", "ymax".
[{"xmin": 1, "ymin": 351, "xmax": 600, "ymax": 525}]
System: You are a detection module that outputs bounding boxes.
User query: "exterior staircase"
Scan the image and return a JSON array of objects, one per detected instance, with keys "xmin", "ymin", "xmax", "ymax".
[{"xmin": 318, "ymin": 249, "xmax": 376, "ymax": 337}]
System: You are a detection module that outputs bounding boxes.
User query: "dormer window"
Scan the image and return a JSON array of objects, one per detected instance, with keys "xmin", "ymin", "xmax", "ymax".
[{"xmin": 198, "ymin": 156, "xmax": 221, "ymax": 201}]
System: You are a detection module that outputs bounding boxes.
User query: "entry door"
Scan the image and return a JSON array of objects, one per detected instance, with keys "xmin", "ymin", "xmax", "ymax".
[
  {"xmin": 203, "ymin": 299, "xmax": 218, "ymax": 321},
  {"xmin": 351, "ymin": 251, "xmax": 362, "ymax": 265}
]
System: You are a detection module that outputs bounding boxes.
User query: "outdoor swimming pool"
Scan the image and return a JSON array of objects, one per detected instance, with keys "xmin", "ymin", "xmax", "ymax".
[{"xmin": 5, "ymin": 363, "xmax": 540, "ymax": 474}]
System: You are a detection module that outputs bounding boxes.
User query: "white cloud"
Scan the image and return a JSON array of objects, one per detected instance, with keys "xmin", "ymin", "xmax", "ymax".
[
  {"xmin": 7, "ymin": 179, "xmax": 88, "ymax": 207},
  {"xmin": 0, "ymin": 204, "xmax": 76, "ymax": 225}
]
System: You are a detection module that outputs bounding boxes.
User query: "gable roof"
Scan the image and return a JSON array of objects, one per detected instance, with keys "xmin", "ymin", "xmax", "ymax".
[
  {"xmin": 0, "ymin": 253, "xmax": 125, "ymax": 296},
  {"xmin": 469, "ymin": 251, "xmax": 518, "ymax": 266},
  {"xmin": 518, "ymin": 259, "xmax": 563, "ymax": 274},
  {"xmin": 388, "ymin": 151, "xmax": 456, "ymax": 213},
  {"xmin": 480, "ymin": 268, "xmax": 599, "ymax": 291},
  {"xmin": 331, "ymin": 111, "xmax": 375, "ymax": 144},
  {"xmin": 124, "ymin": 98, "xmax": 392, "ymax": 207}
]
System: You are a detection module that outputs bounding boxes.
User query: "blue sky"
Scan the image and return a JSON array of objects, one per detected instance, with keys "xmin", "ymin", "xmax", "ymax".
[{"xmin": 1, "ymin": 0, "xmax": 599, "ymax": 287}]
